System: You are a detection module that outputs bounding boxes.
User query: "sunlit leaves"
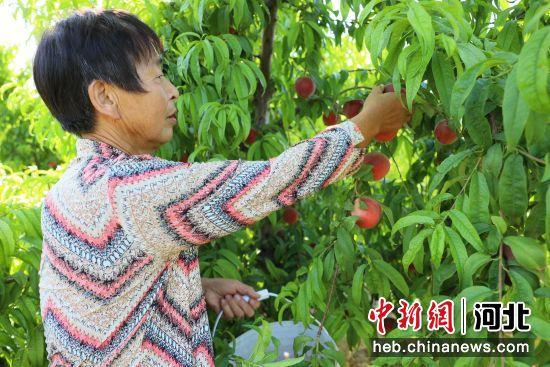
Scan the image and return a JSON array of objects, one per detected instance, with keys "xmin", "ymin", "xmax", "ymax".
[{"xmin": 517, "ymin": 27, "xmax": 550, "ymax": 113}]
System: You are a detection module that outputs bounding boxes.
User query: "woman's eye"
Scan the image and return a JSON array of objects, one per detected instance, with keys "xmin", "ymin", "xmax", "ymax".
[{"xmin": 157, "ymin": 74, "xmax": 164, "ymax": 79}]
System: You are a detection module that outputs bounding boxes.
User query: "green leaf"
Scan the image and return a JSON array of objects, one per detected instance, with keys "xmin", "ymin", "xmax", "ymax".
[
  {"xmin": 302, "ymin": 23, "xmax": 314, "ymax": 52},
  {"xmin": 201, "ymin": 39, "xmax": 214, "ymax": 69},
  {"xmin": 454, "ymin": 286, "xmax": 493, "ymax": 313},
  {"xmin": 498, "ymin": 154, "xmax": 528, "ymax": 219},
  {"xmin": 503, "ymin": 236, "xmax": 546, "ymax": 273},
  {"xmin": 391, "ymin": 214, "xmax": 435, "ymax": 238},
  {"xmin": 463, "ymin": 79, "xmax": 492, "ymax": 149},
  {"xmin": 222, "ymin": 34, "xmax": 242, "ymax": 58},
  {"xmin": 407, "ymin": 1, "xmax": 434, "ymax": 66},
  {"xmin": 448, "ymin": 209, "xmax": 486, "ymax": 252},
  {"xmin": 402, "ymin": 228, "xmax": 432, "ymax": 272},
  {"xmin": 351, "ymin": 264, "xmax": 366, "ymax": 304},
  {"xmin": 431, "ymin": 51, "xmax": 455, "ymax": 116},
  {"xmin": 28, "ymin": 326, "xmax": 45, "ymax": 367},
  {"xmin": 437, "ymin": 34, "xmax": 457, "ymax": 57},
  {"xmin": 238, "ymin": 62, "xmax": 257, "ymax": 96},
  {"xmin": 450, "ymin": 62, "xmax": 486, "ymax": 122},
  {"xmin": 213, "ymin": 258, "xmax": 241, "ymax": 280},
  {"xmin": 0, "ymin": 219, "xmax": 15, "ymax": 266},
  {"xmin": 372, "ymin": 259, "xmax": 409, "ymax": 296},
  {"xmin": 427, "ymin": 193, "xmax": 454, "ymax": 210},
  {"xmin": 335, "ymin": 228, "xmax": 354, "ymax": 269},
  {"xmin": 457, "ymin": 43, "xmax": 486, "ymax": 69},
  {"xmin": 467, "ymin": 172, "xmax": 490, "ymax": 224},
  {"xmin": 211, "ymin": 36, "xmax": 230, "ymax": 66},
  {"xmin": 528, "ymin": 316, "xmax": 550, "ymax": 341},
  {"xmin": 509, "ymin": 269, "xmax": 534, "ymax": 304},
  {"xmin": 517, "ymin": 27, "xmax": 550, "ymax": 113},
  {"xmin": 535, "ymin": 287, "xmax": 550, "ymax": 298},
  {"xmin": 524, "ymin": 4, "xmax": 550, "ymax": 35},
  {"xmin": 243, "ymin": 59, "xmax": 267, "ymax": 90},
  {"xmin": 358, "ymin": 0, "xmax": 384, "ymax": 23},
  {"xmin": 404, "ymin": 49, "xmax": 427, "ymax": 111},
  {"xmin": 463, "ymin": 253, "xmax": 492, "ymax": 288},
  {"xmin": 444, "ymin": 227, "xmax": 468, "ymax": 288},
  {"xmin": 429, "ymin": 224, "xmax": 446, "ymax": 270},
  {"xmin": 503, "ymin": 66, "xmax": 530, "ymax": 150},
  {"xmin": 482, "ymin": 144, "xmax": 503, "ymax": 178},
  {"xmin": 437, "ymin": 149, "xmax": 474, "ymax": 175},
  {"xmin": 491, "ymin": 216, "xmax": 507, "ymax": 236},
  {"xmin": 496, "ymin": 21, "xmax": 522, "ymax": 53}
]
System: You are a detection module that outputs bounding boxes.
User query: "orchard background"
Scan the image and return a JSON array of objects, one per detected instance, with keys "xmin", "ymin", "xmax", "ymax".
[{"xmin": 0, "ymin": 0, "xmax": 549, "ymax": 366}]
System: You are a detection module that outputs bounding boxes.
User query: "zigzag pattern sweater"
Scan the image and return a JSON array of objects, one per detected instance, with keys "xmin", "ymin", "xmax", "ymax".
[{"xmin": 38, "ymin": 120, "xmax": 366, "ymax": 366}]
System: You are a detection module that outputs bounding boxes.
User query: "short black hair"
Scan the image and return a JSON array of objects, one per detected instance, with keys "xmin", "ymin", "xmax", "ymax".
[{"xmin": 33, "ymin": 9, "xmax": 163, "ymax": 135}]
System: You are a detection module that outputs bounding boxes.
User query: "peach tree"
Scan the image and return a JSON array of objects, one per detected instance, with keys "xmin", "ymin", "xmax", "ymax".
[{"xmin": 151, "ymin": 0, "xmax": 548, "ymax": 365}]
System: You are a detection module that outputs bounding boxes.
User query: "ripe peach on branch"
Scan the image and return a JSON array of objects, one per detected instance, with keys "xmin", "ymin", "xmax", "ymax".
[{"xmin": 294, "ymin": 76, "xmax": 316, "ymax": 99}]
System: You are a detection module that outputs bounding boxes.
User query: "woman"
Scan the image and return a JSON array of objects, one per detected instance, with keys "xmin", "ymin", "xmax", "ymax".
[{"xmin": 33, "ymin": 8, "xmax": 410, "ymax": 367}]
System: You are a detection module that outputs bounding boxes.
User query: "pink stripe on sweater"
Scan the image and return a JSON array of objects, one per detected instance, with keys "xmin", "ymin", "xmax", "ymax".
[
  {"xmin": 189, "ymin": 297, "xmax": 206, "ymax": 320},
  {"xmin": 155, "ymin": 288, "xmax": 192, "ymax": 336},
  {"xmin": 163, "ymin": 162, "xmax": 239, "ymax": 244},
  {"xmin": 141, "ymin": 339, "xmax": 184, "ymax": 367},
  {"xmin": 50, "ymin": 352, "xmax": 71, "ymax": 367},
  {"xmin": 99, "ymin": 308, "xmax": 152, "ymax": 367},
  {"xmin": 193, "ymin": 344, "xmax": 215, "ymax": 366},
  {"xmin": 321, "ymin": 140, "xmax": 355, "ymax": 188},
  {"xmin": 45, "ymin": 196, "xmax": 119, "ymax": 249},
  {"xmin": 278, "ymin": 138, "xmax": 327, "ymax": 206},
  {"xmin": 176, "ymin": 257, "xmax": 198, "ymax": 276},
  {"xmin": 43, "ymin": 299, "xmax": 104, "ymax": 348},
  {"xmin": 42, "ymin": 262, "xmax": 169, "ymax": 350},
  {"xmin": 43, "ymin": 240, "xmax": 153, "ymax": 298},
  {"xmin": 223, "ymin": 164, "xmax": 272, "ymax": 225}
]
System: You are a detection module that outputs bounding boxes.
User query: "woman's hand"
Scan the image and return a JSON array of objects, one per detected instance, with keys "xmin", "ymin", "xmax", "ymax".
[
  {"xmin": 201, "ymin": 278, "xmax": 261, "ymax": 319},
  {"xmin": 351, "ymin": 85, "xmax": 412, "ymax": 147}
]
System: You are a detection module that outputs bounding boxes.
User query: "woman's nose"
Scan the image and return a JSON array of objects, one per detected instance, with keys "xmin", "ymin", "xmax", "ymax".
[{"xmin": 168, "ymin": 80, "xmax": 179, "ymax": 100}]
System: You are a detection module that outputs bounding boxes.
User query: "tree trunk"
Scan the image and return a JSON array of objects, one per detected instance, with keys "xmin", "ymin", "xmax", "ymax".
[{"xmin": 253, "ymin": 0, "xmax": 278, "ymax": 127}]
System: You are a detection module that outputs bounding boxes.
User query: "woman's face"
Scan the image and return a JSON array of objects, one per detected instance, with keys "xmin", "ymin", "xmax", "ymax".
[{"xmin": 112, "ymin": 55, "xmax": 179, "ymax": 152}]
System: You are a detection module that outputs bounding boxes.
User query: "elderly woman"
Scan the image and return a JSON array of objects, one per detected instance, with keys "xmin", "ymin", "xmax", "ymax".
[{"xmin": 33, "ymin": 8, "xmax": 410, "ymax": 367}]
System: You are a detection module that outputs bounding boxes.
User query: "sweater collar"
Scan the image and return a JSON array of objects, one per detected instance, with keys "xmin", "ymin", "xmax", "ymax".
[{"xmin": 76, "ymin": 138, "xmax": 153, "ymax": 159}]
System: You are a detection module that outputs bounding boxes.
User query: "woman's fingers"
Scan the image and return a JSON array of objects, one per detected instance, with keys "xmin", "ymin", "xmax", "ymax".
[
  {"xmin": 221, "ymin": 297, "xmax": 234, "ymax": 319},
  {"xmin": 234, "ymin": 294, "xmax": 256, "ymax": 317},
  {"xmin": 237, "ymin": 284, "xmax": 261, "ymax": 300},
  {"xmin": 221, "ymin": 294, "xmax": 258, "ymax": 319},
  {"xmin": 226, "ymin": 295, "xmax": 245, "ymax": 319}
]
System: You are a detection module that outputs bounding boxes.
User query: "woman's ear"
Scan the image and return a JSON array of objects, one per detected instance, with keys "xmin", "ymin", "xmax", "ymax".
[{"xmin": 88, "ymin": 80, "xmax": 121, "ymax": 120}]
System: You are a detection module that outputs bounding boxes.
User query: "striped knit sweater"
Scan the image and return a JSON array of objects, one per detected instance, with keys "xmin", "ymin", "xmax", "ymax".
[{"xmin": 38, "ymin": 120, "xmax": 366, "ymax": 366}]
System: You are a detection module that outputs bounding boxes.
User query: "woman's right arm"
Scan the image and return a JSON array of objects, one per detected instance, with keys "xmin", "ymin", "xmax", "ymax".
[{"xmin": 112, "ymin": 86, "xmax": 409, "ymax": 252}]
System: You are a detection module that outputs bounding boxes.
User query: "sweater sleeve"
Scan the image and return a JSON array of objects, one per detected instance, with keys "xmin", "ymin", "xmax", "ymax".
[{"xmin": 111, "ymin": 120, "xmax": 366, "ymax": 252}]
